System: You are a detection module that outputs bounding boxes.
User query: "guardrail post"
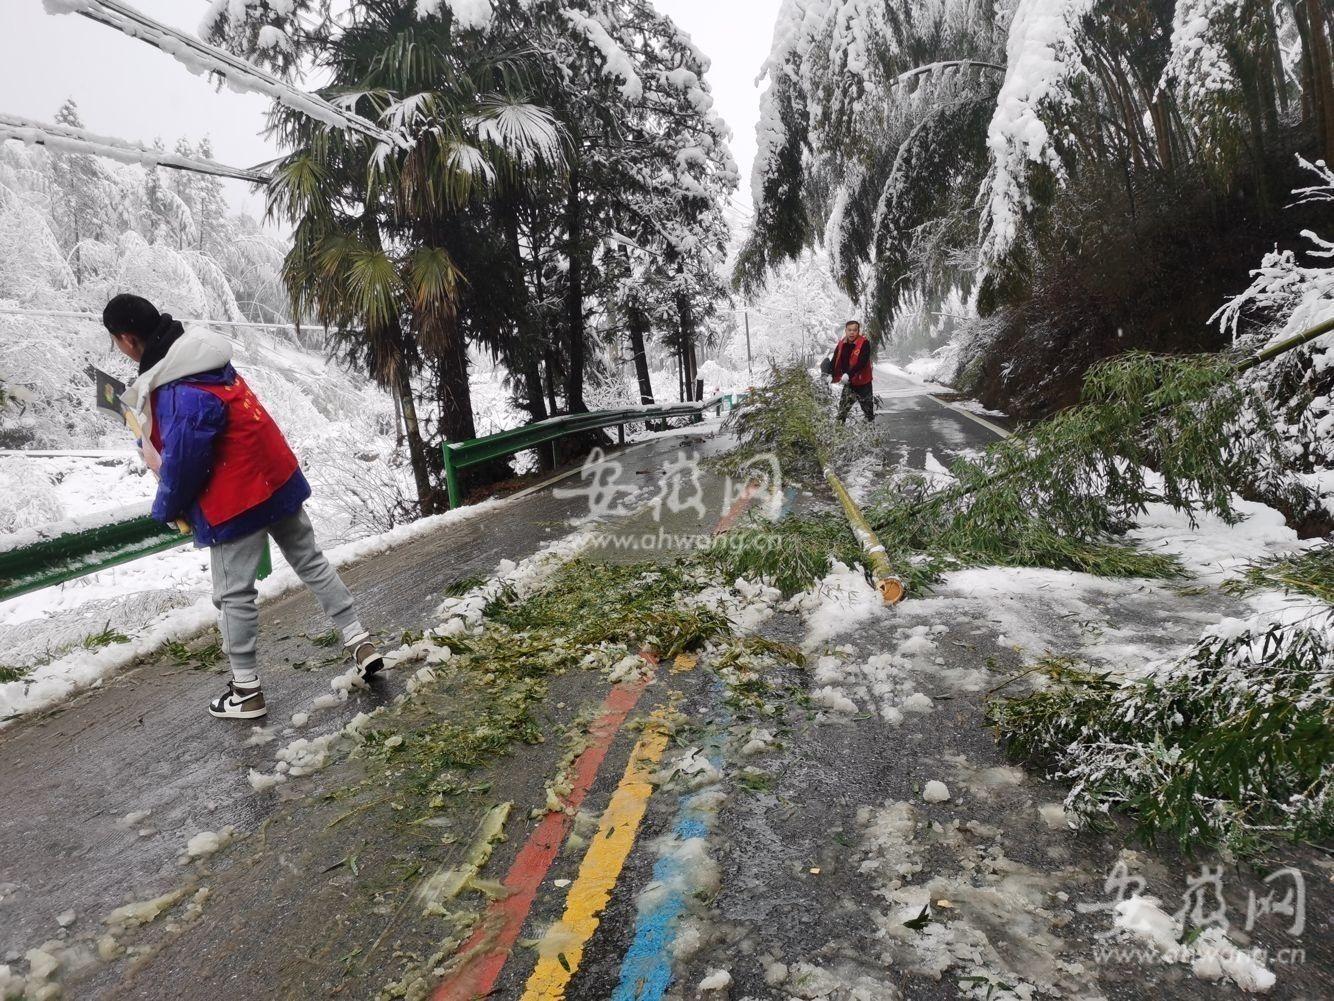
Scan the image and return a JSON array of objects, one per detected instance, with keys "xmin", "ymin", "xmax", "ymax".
[
  {"xmin": 617, "ymin": 423, "xmax": 625, "ymax": 446},
  {"xmin": 443, "ymin": 444, "xmax": 460, "ymax": 510}
]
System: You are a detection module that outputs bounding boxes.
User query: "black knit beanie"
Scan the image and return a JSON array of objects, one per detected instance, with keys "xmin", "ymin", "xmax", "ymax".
[{"xmin": 102, "ymin": 294, "xmax": 161, "ymax": 339}]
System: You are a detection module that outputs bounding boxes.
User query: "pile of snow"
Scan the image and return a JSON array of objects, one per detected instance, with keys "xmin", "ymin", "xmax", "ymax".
[
  {"xmin": 786, "ymin": 560, "xmax": 889, "ymax": 650},
  {"xmin": 1113, "ymin": 895, "xmax": 1275, "ymax": 993},
  {"xmin": 685, "ymin": 576, "xmax": 782, "ymax": 634},
  {"xmin": 181, "ymin": 826, "xmax": 235, "ymax": 861}
]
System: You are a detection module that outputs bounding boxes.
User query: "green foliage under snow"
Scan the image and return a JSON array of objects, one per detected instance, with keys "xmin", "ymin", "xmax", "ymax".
[
  {"xmin": 717, "ymin": 355, "xmax": 1301, "ymax": 592},
  {"xmin": 866, "ymin": 351, "xmax": 1304, "ymax": 579},
  {"xmin": 715, "ymin": 363, "xmax": 844, "ymax": 481},
  {"xmin": 1226, "ymin": 543, "xmax": 1334, "ymax": 606},
  {"xmin": 988, "ymin": 613, "xmax": 1334, "ymax": 855},
  {"xmin": 723, "ymin": 358, "xmax": 1329, "ymax": 854}
]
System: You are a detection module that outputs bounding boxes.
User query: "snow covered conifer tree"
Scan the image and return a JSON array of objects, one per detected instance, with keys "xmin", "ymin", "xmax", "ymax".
[{"xmin": 47, "ymin": 99, "xmax": 111, "ymax": 283}]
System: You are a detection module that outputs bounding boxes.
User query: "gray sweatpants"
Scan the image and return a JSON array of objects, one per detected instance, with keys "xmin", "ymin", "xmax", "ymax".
[{"xmin": 209, "ymin": 507, "xmax": 363, "ymax": 684}]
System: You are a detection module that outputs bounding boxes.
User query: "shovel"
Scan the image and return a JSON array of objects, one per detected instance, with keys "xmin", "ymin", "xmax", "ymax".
[{"xmin": 92, "ymin": 366, "xmax": 191, "ymax": 536}]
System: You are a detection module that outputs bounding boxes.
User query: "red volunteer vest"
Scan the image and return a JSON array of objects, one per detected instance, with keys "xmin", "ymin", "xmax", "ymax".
[
  {"xmin": 151, "ymin": 374, "xmax": 299, "ymax": 525},
  {"xmin": 834, "ymin": 335, "xmax": 873, "ymax": 387}
]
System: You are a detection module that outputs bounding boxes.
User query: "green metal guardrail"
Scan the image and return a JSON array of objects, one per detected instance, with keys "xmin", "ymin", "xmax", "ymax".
[
  {"xmin": 0, "ymin": 515, "xmax": 188, "ymax": 603},
  {"xmin": 0, "ymin": 395, "xmax": 742, "ymax": 603},
  {"xmin": 442, "ymin": 394, "xmax": 733, "ymax": 509}
]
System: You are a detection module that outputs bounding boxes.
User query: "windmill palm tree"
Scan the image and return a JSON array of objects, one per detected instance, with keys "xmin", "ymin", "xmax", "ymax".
[{"xmin": 254, "ymin": 5, "xmax": 564, "ymax": 513}]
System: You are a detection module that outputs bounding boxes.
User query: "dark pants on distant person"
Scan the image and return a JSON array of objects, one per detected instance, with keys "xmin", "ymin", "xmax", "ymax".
[{"xmin": 838, "ymin": 382, "xmax": 875, "ymax": 423}]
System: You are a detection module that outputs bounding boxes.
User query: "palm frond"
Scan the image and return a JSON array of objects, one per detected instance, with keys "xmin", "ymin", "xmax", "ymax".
[
  {"xmin": 469, "ymin": 99, "xmax": 565, "ymax": 167},
  {"xmin": 344, "ymin": 246, "xmax": 403, "ymax": 332}
]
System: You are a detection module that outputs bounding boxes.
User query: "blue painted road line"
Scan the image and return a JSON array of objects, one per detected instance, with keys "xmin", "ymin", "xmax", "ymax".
[{"xmin": 611, "ymin": 694, "xmax": 730, "ymax": 1001}]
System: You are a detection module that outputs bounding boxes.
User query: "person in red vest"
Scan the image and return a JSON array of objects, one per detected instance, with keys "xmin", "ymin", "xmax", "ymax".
[
  {"xmin": 830, "ymin": 319, "xmax": 875, "ymax": 423},
  {"xmin": 104, "ymin": 294, "xmax": 383, "ymax": 721}
]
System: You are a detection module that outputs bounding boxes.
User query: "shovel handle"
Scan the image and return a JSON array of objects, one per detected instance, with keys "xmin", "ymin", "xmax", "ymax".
[{"xmin": 121, "ymin": 410, "xmax": 193, "ymax": 537}]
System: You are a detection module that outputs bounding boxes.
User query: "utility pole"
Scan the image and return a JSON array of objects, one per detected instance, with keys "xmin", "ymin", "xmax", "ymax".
[{"xmin": 743, "ymin": 308, "xmax": 753, "ymax": 375}]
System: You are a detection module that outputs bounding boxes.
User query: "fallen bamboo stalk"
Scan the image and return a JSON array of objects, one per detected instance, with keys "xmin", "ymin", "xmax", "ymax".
[
  {"xmin": 896, "ymin": 313, "xmax": 1334, "ymax": 520},
  {"xmin": 823, "ymin": 465, "xmax": 906, "ymax": 605}
]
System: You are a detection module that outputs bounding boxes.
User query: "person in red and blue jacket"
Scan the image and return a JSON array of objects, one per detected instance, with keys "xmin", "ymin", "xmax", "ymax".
[
  {"xmin": 831, "ymin": 319, "xmax": 875, "ymax": 423},
  {"xmin": 104, "ymin": 294, "xmax": 384, "ymax": 721}
]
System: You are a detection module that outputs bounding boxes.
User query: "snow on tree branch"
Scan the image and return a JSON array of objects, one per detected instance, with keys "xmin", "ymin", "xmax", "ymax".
[
  {"xmin": 46, "ymin": 0, "xmax": 403, "ymax": 147},
  {"xmin": 468, "ymin": 101, "xmax": 564, "ymax": 167},
  {"xmin": 980, "ymin": 0, "xmax": 1093, "ymax": 263},
  {"xmin": 1214, "ymin": 158, "xmax": 1334, "ymax": 341},
  {"xmin": 416, "ymin": 0, "xmax": 496, "ymax": 32},
  {"xmin": 1293, "ymin": 156, "xmax": 1334, "ymax": 205},
  {"xmin": 0, "ymin": 113, "xmax": 271, "ymax": 183},
  {"xmin": 562, "ymin": 9, "xmax": 643, "ymax": 102}
]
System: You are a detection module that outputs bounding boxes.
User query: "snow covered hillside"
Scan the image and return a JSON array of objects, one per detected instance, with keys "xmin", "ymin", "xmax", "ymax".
[{"xmin": 0, "ymin": 121, "xmax": 542, "ymax": 705}]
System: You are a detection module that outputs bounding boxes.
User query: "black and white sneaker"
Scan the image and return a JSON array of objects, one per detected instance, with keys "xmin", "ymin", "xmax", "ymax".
[
  {"xmin": 345, "ymin": 632, "xmax": 385, "ymax": 680},
  {"xmin": 208, "ymin": 680, "xmax": 267, "ymax": 720}
]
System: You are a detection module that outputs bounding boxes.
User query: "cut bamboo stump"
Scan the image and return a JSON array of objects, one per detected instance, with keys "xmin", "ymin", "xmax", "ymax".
[{"xmin": 823, "ymin": 465, "xmax": 905, "ymax": 605}]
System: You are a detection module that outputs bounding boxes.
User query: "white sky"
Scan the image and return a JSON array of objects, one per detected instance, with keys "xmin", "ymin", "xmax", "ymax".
[{"xmin": 0, "ymin": 0, "xmax": 781, "ymax": 217}]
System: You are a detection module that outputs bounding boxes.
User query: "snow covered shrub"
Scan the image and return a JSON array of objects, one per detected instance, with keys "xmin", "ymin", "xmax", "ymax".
[
  {"xmin": 305, "ymin": 428, "xmax": 416, "ymax": 540},
  {"xmin": 582, "ymin": 374, "xmax": 637, "ymax": 412},
  {"xmin": 989, "ymin": 608, "xmax": 1334, "ymax": 855},
  {"xmin": 1227, "ymin": 542, "xmax": 1334, "ymax": 606},
  {"xmin": 0, "ymin": 182, "xmax": 73, "ymax": 301},
  {"xmin": 1214, "ymin": 157, "xmax": 1334, "ymax": 524},
  {"xmin": 0, "ymin": 457, "xmax": 63, "ymax": 533}
]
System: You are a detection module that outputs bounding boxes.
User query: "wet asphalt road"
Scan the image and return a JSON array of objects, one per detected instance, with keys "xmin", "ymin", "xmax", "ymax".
[
  {"xmin": 3, "ymin": 371, "xmax": 1327, "ymax": 1000},
  {"xmin": 0, "ymin": 429, "xmax": 721, "ymax": 990}
]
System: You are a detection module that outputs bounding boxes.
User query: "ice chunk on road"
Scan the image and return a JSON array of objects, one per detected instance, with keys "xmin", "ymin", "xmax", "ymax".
[
  {"xmin": 1038, "ymin": 802, "xmax": 1073, "ymax": 830},
  {"xmin": 1113, "ymin": 895, "xmax": 1180, "ymax": 954},
  {"xmin": 698, "ymin": 969, "xmax": 731, "ymax": 991},
  {"xmin": 1191, "ymin": 927, "xmax": 1276, "ymax": 993},
  {"xmin": 1114, "ymin": 895, "xmax": 1275, "ymax": 992},
  {"xmin": 330, "ymin": 667, "xmax": 366, "ymax": 696},
  {"xmin": 922, "ymin": 781, "xmax": 951, "ymax": 803},
  {"xmin": 0, "ymin": 963, "xmax": 24, "ymax": 999},
  {"xmin": 789, "ymin": 560, "xmax": 888, "ymax": 649},
  {"xmin": 183, "ymin": 826, "xmax": 235, "ymax": 861},
  {"xmin": 902, "ymin": 692, "xmax": 934, "ymax": 713},
  {"xmin": 24, "ymin": 947, "xmax": 58, "ymax": 982},
  {"xmin": 248, "ymin": 769, "xmax": 287, "ymax": 793},
  {"xmin": 811, "ymin": 686, "xmax": 858, "ymax": 714}
]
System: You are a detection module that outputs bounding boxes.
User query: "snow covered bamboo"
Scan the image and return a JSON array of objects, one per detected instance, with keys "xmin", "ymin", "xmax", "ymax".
[
  {"xmin": 43, "ymin": 0, "xmax": 404, "ymax": 149},
  {"xmin": 1236, "ymin": 314, "xmax": 1334, "ymax": 373}
]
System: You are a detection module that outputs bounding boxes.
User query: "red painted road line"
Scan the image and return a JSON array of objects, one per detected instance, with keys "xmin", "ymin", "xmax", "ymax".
[
  {"xmin": 431, "ymin": 670, "xmax": 654, "ymax": 1001},
  {"xmin": 432, "ymin": 490, "xmax": 760, "ymax": 1000},
  {"xmin": 712, "ymin": 480, "xmax": 761, "ymax": 535}
]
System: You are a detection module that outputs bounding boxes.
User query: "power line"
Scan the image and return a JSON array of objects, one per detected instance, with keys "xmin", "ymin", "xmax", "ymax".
[
  {"xmin": 0, "ymin": 112, "xmax": 271, "ymax": 183},
  {"xmin": 0, "ymin": 305, "xmax": 305, "ymax": 332}
]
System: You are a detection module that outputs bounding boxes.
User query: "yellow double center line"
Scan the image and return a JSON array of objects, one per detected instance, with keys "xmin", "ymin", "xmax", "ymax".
[{"xmin": 520, "ymin": 711, "xmax": 673, "ymax": 999}]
